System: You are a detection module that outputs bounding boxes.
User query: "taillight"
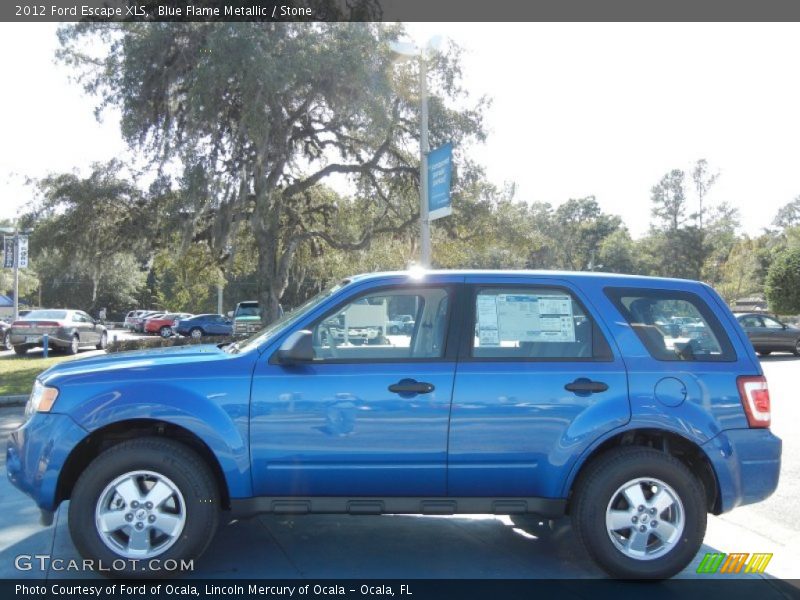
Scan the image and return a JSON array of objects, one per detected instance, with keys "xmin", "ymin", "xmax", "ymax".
[
  {"xmin": 35, "ymin": 321, "xmax": 61, "ymax": 327},
  {"xmin": 11, "ymin": 321, "xmax": 29, "ymax": 328},
  {"xmin": 737, "ymin": 375, "xmax": 771, "ymax": 428}
]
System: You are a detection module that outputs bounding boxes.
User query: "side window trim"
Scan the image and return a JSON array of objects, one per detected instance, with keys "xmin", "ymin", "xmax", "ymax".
[
  {"xmin": 276, "ymin": 284, "xmax": 460, "ymax": 364},
  {"xmin": 458, "ymin": 283, "xmax": 615, "ymax": 363},
  {"xmin": 604, "ymin": 286, "xmax": 737, "ymax": 363}
]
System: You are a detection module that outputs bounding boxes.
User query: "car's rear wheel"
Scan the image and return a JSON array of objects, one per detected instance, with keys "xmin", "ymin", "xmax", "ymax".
[
  {"xmin": 66, "ymin": 334, "xmax": 80, "ymax": 355},
  {"xmin": 13, "ymin": 345, "xmax": 27, "ymax": 356},
  {"xmin": 159, "ymin": 326, "xmax": 172, "ymax": 339},
  {"xmin": 758, "ymin": 350, "xmax": 772, "ymax": 357},
  {"xmin": 571, "ymin": 447, "xmax": 706, "ymax": 579},
  {"xmin": 69, "ymin": 437, "xmax": 219, "ymax": 578},
  {"xmin": 3, "ymin": 331, "xmax": 11, "ymax": 351},
  {"xmin": 793, "ymin": 339, "xmax": 800, "ymax": 357},
  {"xmin": 96, "ymin": 331, "xmax": 108, "ymax": 350},
  {"xmin": 189, "ymin": 328, "xmax": 203, "ymax": 339}
]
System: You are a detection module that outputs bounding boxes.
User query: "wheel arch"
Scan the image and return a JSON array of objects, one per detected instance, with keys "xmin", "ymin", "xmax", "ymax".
[
  {"xmin": 56, "ymin": 418, "xmax": 232, "ymax": 510},
  {"xmin": 563, "ymin": 428, "xmax": 720, "ymax": 515}
]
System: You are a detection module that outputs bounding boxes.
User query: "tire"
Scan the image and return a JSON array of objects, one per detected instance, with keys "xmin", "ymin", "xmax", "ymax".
[
  {"xmin": 758, "ymin": 350, "xmax": 772, "ymax": 357},
  {"xmin": 571, "ymin": 447, "xmax": 706, "ymax": 579},
  {"xmin": 793, "ymin": 339, "xmax": 800, "ymax": 357},
  {"xmin": 189, "ymin": 328, "xmax": 203, "ymax": 340},
  {"xmin": 389, "ymin": 326, "xmax": 399, "ymax": 335},
  {"xmin": 13, "ymin": 345, "xmax": 27, "ymax": 356},
  {"xmin": 96, "ymin": 331, "xmax": 108, "ymax": 350},
  {"xmin": 3, "ymin": 331, "xmax": 11, "ymax": 351},
  {"xmin": 159, "ymin": 326, "xmax": 172, "ymax": 339},
  {"xmin": 66, "ymin": 334, "xmax": 80, "ymax": 355},
  {"xmin": 68, "ymin": 437, "xmax": 220, "ymax": 578}
]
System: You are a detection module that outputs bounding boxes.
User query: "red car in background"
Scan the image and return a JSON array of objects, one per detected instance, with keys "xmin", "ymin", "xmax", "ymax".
[{"xmin": 143, "ymin": 312, "xmax": 193, "ymax": 337}]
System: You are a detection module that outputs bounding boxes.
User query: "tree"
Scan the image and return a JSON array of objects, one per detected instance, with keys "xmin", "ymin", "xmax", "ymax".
[
  {"xmin": 24, "ymin": 161, "xmax": 149, "ymax": 308},
  {"xmin": 773, "ymin": 197, "xmax": 800, "ymax": 230},
  {"xmin": 692, "ymin": 159, "xmax": 719, "ymax": 231},
  {"xmin": 765, "ymin": 247, "xmax": 800, "ymax": 314},
  {"xmin": 58, "ymin": 23, "xmax": 487, "ymax": 323},
  {"xmin": 549, "ymin": 196, "xmax": 622, "ymax": 271}
]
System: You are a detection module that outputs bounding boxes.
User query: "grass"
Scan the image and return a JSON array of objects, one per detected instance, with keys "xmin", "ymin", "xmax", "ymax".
[{"xmin": 0, "ymin": 353, "xmax": 89, "ymax": 396}]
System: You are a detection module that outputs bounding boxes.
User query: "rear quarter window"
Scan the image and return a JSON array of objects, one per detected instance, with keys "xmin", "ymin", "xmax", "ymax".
[{"xmin": 605, "ymin": 287, "xmax": 736, "ymax": 362}]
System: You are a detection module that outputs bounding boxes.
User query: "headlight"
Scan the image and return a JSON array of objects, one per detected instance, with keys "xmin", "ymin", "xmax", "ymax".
[{"xmin": 25, "ymin": 380, "xmax": 59, "ymax": 418}]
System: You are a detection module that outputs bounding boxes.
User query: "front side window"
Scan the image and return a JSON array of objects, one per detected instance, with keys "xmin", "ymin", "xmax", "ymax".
[
  {"xmin": 311, "ymin": 287, "xmax": 451, "ymax": 361},
  {"xmin": 739, "ymin": 315, "xmax": 762, "ymax": 328},
  {"xmin": 471, "ymin": 287, "xmax": 611, "ymax": 360},
  {"xmin": 606, "ymin": 288, "xmax": 735, "ymax": 362},
  {"xmin": 762, "ymin": 316, "xmax": 784, "ymax": 330}
]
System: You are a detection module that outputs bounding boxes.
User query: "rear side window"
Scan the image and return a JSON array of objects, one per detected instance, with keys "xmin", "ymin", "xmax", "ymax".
[
  {"xmin": 471, "ymin": 287, "xmax": 613, "ymax": 360},
  {"xmin": 605, "ymin": 287, "xmax": 736, "ymax": 362}
]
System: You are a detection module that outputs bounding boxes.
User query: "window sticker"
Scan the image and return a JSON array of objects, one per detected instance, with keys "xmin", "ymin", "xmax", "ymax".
[
  {"xmin": 476, "ymin": 294, "xmax": 500, "ymax": 345},
  {"xmin": 477, "ymin": 293, "xmax": 576, "ymax": 344}
]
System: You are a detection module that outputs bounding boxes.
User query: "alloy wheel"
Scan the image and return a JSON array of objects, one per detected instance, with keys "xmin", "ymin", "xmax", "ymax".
[
  {"xmin": 605, "ymin": 477, "xmax": 685, "ymax": 561},
  {"xmin": 94, "ymin": 470, "xmax": 186, "ymax": 559}
]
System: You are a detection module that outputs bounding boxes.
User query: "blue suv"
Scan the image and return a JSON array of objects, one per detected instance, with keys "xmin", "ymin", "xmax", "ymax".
[{"xmin": 6, "ymin": 271, "xmax": 781, "ymax": 579}]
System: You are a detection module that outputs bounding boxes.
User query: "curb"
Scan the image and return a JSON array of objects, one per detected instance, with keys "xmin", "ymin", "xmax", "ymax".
[{"xmin": 0, "ymin": 395, "xmax": 27, "ymax": 407}]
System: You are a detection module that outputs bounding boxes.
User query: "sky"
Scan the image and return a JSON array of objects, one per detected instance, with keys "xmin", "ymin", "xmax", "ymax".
[{"xmin": 2, "ymin": 22, "xmax": 800, "ymax": 238}]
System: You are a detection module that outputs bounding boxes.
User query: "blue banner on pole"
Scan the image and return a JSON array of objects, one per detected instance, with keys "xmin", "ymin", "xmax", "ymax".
[{"xmin": 427, "ymin": 143, "xmax": 453, "ymax": 221}]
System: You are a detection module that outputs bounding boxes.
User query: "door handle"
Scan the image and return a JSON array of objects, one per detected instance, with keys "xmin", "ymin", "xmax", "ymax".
[
  {"xmin": 388, "ymin": 379, "xmax": 435, "ymax": 395},
  {"xmin": 564, "ymin": 378, "xmax": 608, "ymax": 394}
]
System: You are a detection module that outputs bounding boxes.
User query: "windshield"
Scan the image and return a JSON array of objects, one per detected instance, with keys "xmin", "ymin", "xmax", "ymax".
[
  {"xmin": 235, "ymin": 305, "xmax": 261, "ymax": 317},
  {"xmin": 227, "ymin": 282, "xmax": 347, "ymax": 354}
]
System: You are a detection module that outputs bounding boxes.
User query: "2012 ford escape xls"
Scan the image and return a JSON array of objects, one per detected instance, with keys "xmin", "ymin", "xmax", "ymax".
[{"xmin": 7, "ymin": 271, "xmax": 781, "ymax": 579}]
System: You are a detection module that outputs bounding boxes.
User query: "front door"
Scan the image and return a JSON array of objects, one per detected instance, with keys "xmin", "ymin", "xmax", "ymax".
[
  {"xmin": 249, "ymin": 281, "xmax": 461, "ymax": 497},
  {"xmin": 448, "ymin": 277, "xmax": 630, "ymax": 498}
]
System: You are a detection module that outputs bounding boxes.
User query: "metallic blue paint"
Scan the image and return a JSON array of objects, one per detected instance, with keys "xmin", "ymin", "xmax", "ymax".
[{"xmin": 6, "ymin": 270, "xmax": 781, "ymax": 519}]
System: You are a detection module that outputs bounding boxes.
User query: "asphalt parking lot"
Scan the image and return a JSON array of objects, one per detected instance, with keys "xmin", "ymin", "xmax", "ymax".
[{"xmin": 0, "ymin": 354, "xmax": 797, "ymax": 583}]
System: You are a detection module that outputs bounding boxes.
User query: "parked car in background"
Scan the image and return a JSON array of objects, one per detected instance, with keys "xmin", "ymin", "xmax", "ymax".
[
  {"xmin": 7, "ymin": 271, "xmax": 780, "ymax": 579},
  {"xmin": 133, "ymin": 311, "xmax": 164, "ymax": 333},
  {"xmin": 387, "ymin": 314, "xmax": 415, "ymax": 335},
  {"xmin": 0, "ymin": 320, "xmax": 11, "ymax": 351},
  {"xmin": 173, "ymin": 313, "xmax": 233, "ymax": 338},
  {"xmin": 123, "ymin": 310, "xmax": 149, "ymax": 331},
  {"xmin": 232, "ymin": 301, "xmax": 262, "ymax": 336},
  {"xmin": 735, "ymin": 312, "xmax": 800, "ymax": 356},
  {"xmin": 9, "ymin": 309, "xmax": 108, "ymax": 356},
  {"xmin": 144, "ymin": 313, "xmax": 194, "ymax": 338}
]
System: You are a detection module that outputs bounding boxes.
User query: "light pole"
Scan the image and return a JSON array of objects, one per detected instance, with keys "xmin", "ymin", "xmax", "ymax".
[{"xmin": 389, "ymin": 36, "xmax": 441, "ymax": 268}]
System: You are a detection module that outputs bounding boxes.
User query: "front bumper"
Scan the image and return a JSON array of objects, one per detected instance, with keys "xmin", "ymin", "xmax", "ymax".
[
  {"xmin": 702, "ymin": 428, "xmax": 782, "ymax": 513},
  {"xmin": 6, "ymin": 412, "xmax": 89, "ymax": 512}
]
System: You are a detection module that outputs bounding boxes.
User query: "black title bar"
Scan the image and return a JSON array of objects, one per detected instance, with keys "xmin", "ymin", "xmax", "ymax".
[{"xmin": 5, "ymin": 0, "xmax": 800, "ymax": 22}]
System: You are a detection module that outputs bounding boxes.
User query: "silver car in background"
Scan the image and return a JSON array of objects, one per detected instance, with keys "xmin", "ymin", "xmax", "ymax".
[{"xmin": 9, "ymin": 309, "xmax": 108, "ymax": 356}]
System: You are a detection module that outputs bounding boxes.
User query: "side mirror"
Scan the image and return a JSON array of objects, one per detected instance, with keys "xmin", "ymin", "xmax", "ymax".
[
  {"xmin": 227, "ymin": 311, "xmax": 233, "ymax": 318},
  {"xmin": 276, "ymin": 330, "xmax": 314, "ymax": 364}
]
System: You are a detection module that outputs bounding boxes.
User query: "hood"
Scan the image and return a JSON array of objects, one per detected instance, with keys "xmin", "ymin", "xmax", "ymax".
[{"xmin": 38, "ymin": 344, "xmax": 228, "ymax": 385}]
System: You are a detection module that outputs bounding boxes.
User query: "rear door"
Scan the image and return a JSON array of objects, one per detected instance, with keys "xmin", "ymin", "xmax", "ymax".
[{"xmin": 448, "ymin": 276, "xmax": 630, "ymax": 498}]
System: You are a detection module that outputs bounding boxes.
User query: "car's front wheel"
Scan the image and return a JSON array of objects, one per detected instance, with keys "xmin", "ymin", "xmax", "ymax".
[
  {"xmin": 69, "ymin": 437, "xmax": 219, "ymax": 578},
  {"xmin": 793, "ymin": 339, "xmax": 800, "ymax": 357},
  {"xmin": 571, "ymin": 447, "xmax": 706, "ymax": 579},
  {"xmin": 3, "ymin": 331, "xmax": 11, "ymax": 351},
  {"xmin": 189, "ymin": 328, "xmax": 203, "ymax": 340},
  {"xmin": 159, "ymin": 326, "xmax": 172, "ymax": 339}
]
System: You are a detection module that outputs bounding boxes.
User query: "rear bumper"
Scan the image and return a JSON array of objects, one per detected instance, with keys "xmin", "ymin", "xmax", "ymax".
[
  {"xmin": 702, "ymin": 428, "xmax": 781, "ymax": 513},
  {"xmin": 10, "ymin": 333, "xmax": 71, "ymax": 348}
]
